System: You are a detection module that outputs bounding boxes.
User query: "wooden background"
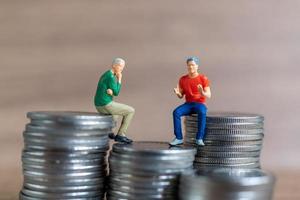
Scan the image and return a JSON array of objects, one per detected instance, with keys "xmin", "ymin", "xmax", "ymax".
[{"xmin": 0, "ymin": 0, "xmax": 299, "ymax": 199}]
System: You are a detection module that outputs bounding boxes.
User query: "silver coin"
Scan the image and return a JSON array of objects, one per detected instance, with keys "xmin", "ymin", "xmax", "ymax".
[
  {"xmin": 21, "ymin": 188, "xmax": 102, "ymax": 198},
  {"xmin": 108, "ymin": 167, "xmax": 188, "ymax": 177},
  {"xmin": 109, "ymin": 182, "xmax": 176, "ymax": 194},
  {"xmin": 196, "ymin": 144, "xmax": 262, "ymax": 152},
  {"xmin": 19, "ymin": 192, "xmax": 103, "ymax": 200},
  {"xmin": 24, "ymin": 134, "xmax": 108, "ymax": 142},
  {"xmin": 23, "ymin": 136, "xmax": 109, "ymax": 146},
  {"xmin": 185, "ymin": 119, "xmax": 264, "ymax": 125},
  {"xmin": 22, "ymin": 159, "xmax": 107, "ymax": 168},
  {"xmin": 23, "ymin": 130, "xmax": 110, "ymax": 140},
  {"xmin": 188, "ymin": 112, "xmax": 264, "ymax": 123},
  {"xmin": 185, "ymin": 128, "xmax": 264, "ymax": 137},
  {"xmin": 184, "ymin": 140, "xmax": 263, "ymax": 148},
  {"xmin": 23, "ymin": 143, "xmax": 109, "ymax": 152},
  {"xmin": 188, "ymin": 131, "xmax": 260, "ymax": 140},
  {"xmin": 25, "ymin": 124, "xmax": 112, "ymax": 136},
  {"xmin": 107, "ymin": 189, "xmax": 174, "ymax": 200},
  {"xmin": 22, "ymin": 164, "xmax": 106, "ymax": 173},
  {"xmin": 109, "ymin": 160, "xmax": 194, "ymax": 170},
  {"xmin": 23, "ymin": 167, "xmax": 107, "ymax": 175},
  {"xmin": 24, "ymin": 143, "xmax": 109, "ymax": 151},
  {"xmin": 109, "ymin": 151, "xmax": 195, "ymax": 163},
  {"xmin": 23, "ymin": 159, "xmax": 107, "ymax": 167},
  {"xmin": 22, "ymin": 161, "xmax": 107, "ymax": 171},
  {"xmin": 22, "ymin": 150, "xmax": 107, "ymax": 159},
  {"xmin": 108, "ymin": 184, "xmax": 177, "ymax": 196},
  {"xmin": 184, "ymin": 137, "xmax": 263, "ymax": 145},
  {"xmin": 109, "ymin": 172, "xmax": 178, "ymax": 181},
  {"xmin": 29, "ymin": 118, "xmax": 114, "ymax": 126},
  {"xmin": 203, "ymin": 128, "xmax": 264, "ymax": 135},
  {"xmin": 197, "ymin": 150, "xmax": 261, "ymax": 158},
  {"xmin": 22, "ymin": 155, "xmax": 106, "ymax": 164},
  {"xmin": 24, "ymin": 182, "xmax": 104, "ymax": 192},
  {"xmin": 109, "ymin": 157, "xmax": 193, "ymax": 171},
  {"xmin": 27, "ymin": 111, "xmax": 114, "ymax": 122},
  {"xmin": 29, "ymin": 119, "xmax": 115, "ymax": 130},
  {"xmin": 202, "ymin": 134, "xmax": 264, "ymax": 141},
  {"xmin": 201, "ymin": 140, "xmax": 263, "ymax": 146},
  {"xmin": 185, "ymin": 119, "xmax": 263, "ymax": 124},
  {"xmin": 23, "ymin": 169, "xmax": 107, "ymax": 178},
  {"xmin": 109, "ymin": 176, "xmax": 178, "ymax": 188},
  {"xmin": 195, "ymin": 157, "xmax": 260, "ymax": 164},
  {"xmin": 112, "ymin": 141, "xmax": 196, "ymax": 156},
  {"xmin": 24, "ymin": 176, "xmax": 106, "ymax": 186},
  {"xmin": 194, "ymin": 162, "xmax": 261, "ymax": 168},
  {"xmin": 185, "ymin": 122, "xmax": 264, "ymax": 129}
]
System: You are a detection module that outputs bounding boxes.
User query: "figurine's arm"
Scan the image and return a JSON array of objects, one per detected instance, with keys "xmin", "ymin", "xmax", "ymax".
[
  {"xmin": 174, "ymin": 84, "xmax": 184, "ymax": 99},
  {"xmin": 107, "ymin": 75, "xmax": 121, "ymax": 96},
  {"xmin": 198, "ymin": 85, "xmax": 211, "ymax": 99}
]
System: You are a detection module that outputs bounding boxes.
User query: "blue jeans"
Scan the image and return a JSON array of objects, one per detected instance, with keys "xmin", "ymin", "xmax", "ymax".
[{"xmin": 173, "ymin": 102, "xmax": 207, "ymax": 140}]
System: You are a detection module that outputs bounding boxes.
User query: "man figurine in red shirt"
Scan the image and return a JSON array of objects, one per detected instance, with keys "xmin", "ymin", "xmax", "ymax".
[{"xmin": 170, "ymin": 56, "xmax": 211, "ymax": 146}]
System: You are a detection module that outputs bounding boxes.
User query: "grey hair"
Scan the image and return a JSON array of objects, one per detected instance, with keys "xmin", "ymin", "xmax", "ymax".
[{"xmin": 112, "ymin": 58, "xmax": 125, "ymax": 66}]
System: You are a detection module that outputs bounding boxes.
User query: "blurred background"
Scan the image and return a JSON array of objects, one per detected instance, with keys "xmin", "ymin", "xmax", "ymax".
[{"xmin": 0, "ymin": 0, "xmax": 299, "ymax": 199}]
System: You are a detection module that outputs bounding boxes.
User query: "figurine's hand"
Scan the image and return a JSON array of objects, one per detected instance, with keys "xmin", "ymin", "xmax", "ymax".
[
  {"xmin": 107, "ymin": 89, "xmax": 113, "ymax": 96},
  {"xmin": 198, "ymin": 84, "xmax": 203, "ymax": 93},
  {"xmin": 115, "ymin": 72, "xmax": 122, "ymax": 82},
  {"xmin": 174, "ymin": 85, "xmax": 181, "ymax": 95},
  {"xmin": 174, "ymin": 84, "xmax": 183, "ymax": 98}
]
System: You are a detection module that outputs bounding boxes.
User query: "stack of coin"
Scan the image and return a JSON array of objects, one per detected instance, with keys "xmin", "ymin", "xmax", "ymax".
[
  {"xmin": 107, "ymin": 141, "xmax": 196, "ymax": 200},
  {"xmin": 184, "ymin": 112, "xmax": 264, "ymax": 169},
  {"xmin": 20, "ymin": 111, "xmax": 115, "ymax": 200},
  {"xmin": 179, "ymin": 168, "xmax": 276, "ymax": 200}
]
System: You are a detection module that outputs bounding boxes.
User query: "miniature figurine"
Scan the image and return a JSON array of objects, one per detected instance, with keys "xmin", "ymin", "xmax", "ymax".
[
  {"xmin": 170, "ymin": 56, "xmax": 211, "ymax": 146},
  {"xmin": 94, "ymin": 58, "xmax": 135, "ymax": 144}
]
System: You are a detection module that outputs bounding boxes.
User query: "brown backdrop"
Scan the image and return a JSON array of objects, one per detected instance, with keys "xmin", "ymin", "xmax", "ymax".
[{"xmin": 1, "ymin": 0, "xmax": 299, "ymax": 199}]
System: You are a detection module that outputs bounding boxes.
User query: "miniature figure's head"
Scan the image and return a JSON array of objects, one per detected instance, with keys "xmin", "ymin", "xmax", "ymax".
[
  {"xmin": 186, "ymin": 56, "xmax": 199, "ymax": 75},
  {"xmin": 112, "ymin": 58, "xmax": 125, "ymax": 73}
]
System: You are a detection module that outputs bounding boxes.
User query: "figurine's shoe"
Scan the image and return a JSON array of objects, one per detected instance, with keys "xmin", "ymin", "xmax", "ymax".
[
  {"xmin": 196, "ymin": 139, "xmax": 205, "ymax": 146},
  {"xmin": 123, "ymin": 136, "xmax": 133, "ymax": 143},
  {"xmin": 114, "ymin": 135, "xmax": 133, "ymax": 144},
  {"xmin": 108, "ymin": 133, "xmax": 116, "ymax": 140},
  {"xmin": 169, "ymin": 138, "xmax": 183, "ymax": 146}
]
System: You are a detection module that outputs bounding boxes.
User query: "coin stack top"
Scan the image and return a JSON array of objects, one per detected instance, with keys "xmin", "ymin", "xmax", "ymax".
[{"xmin": 20, "ymin": 111, "xmax": 115, "ymax": 200}]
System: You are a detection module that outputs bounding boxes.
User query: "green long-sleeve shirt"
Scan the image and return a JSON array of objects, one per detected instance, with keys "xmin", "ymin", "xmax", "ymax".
[{"xmin": 94, "ymin": 70, "xmax": 121, "ymax": 106}]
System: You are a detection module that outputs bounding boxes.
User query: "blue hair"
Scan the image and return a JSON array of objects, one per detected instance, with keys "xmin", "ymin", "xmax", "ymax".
[{"xmin": 186, "ymin": 56, "xmax": 200, "ymax": 65}]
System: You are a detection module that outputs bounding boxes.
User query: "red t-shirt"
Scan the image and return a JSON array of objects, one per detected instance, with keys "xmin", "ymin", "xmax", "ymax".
[{"xmin": 179, "ymin": 74, "xmax": 210, "ymax": 104}]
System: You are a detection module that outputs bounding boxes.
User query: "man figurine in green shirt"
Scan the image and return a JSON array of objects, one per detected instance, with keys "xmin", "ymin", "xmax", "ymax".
[{"xmin": 94, "ymin": 58, "xmax": 135, "ymax": 144}]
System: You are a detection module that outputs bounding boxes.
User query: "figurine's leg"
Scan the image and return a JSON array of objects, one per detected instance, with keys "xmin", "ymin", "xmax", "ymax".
[
  {"xmin": 173, "ymin": 103, "xmax": 192, "ymax": 140},
  {"xmin": 96, "ymin": 105, "xmax": 118, "ymax": 138},
  {"xmin": 103, "ymin": 101, "xmax": 135, "ymax": 136},
  {"xmin": 193, "ymin": 103, "xmax": 207, "ymax": 140},
  {"xmin": 95, "ymin": 106, "xmax": 110, "ymax": 115}
]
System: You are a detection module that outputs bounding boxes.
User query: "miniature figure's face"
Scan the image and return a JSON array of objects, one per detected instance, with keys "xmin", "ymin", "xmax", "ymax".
[
  {"xmin": 187, "ymin": 60, "xmax": 198, "ymax": 74},
  {"xmin": 113, "ymin": 62, "xmax": 125, "ymax": 73}
]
